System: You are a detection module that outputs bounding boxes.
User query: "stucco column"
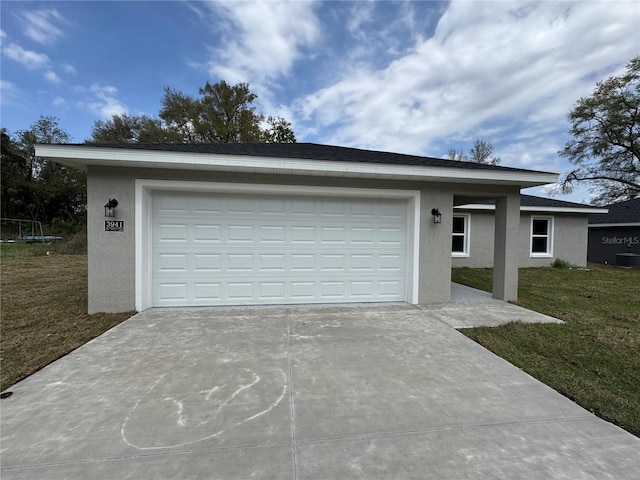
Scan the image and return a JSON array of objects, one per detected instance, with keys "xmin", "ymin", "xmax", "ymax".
[
  {"xmin": 418, "ymin": 188, "xmax": 453, "ymax": 304},
  {"xmin": 493, "ymin": 193, "xmax": 520, "ymax": 301},
  {"xmin": 87, "ymin": 167, "xmax": 136, "ymax": 314}
]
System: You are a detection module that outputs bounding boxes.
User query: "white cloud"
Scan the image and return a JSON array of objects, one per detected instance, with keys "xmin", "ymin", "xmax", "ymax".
[
  {"xmin": 20, "ymin": 8, "xmax": 68, "ymax": 44},
  {"xmin": 61, "ymin": 63, "xmax": 76, "ymax": 75},
  {"xmin": 53, "ymin": 96, "xmax": 66, "ymax": 107},
  {"xmin": 44, "ymin": 70, "xmax": 61, "ymax": 83},
  {"xmin": 80, "ymin": 84, "xmax": 128, "ymax": 119},
  {"xmin": 1, "ymin": 42, "xmax": 50, "ymax": 69},
  {"xmin": 202, "ymin": 0, "xmax": 321, "ymax": 86},
  {"xmin": 0, "ymin": 80, "xmax": 19, "ymax": 105},
  {"xmin": 294, "ymin": 0, "xmax": 639, "ymax": 175}
]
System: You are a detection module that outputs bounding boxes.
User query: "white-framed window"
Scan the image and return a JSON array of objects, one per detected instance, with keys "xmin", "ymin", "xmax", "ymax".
[
  {"xmin": 530, "ymin": 216, "xmax": 554, "ymax": 257},
  {"xmin": 452, "ymin": 214, "xmax": 470, "ymax": 257}
]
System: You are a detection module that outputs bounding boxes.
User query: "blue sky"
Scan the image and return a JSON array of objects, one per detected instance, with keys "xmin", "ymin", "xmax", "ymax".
[{"xmin": 1, "ymin": 0, "xmax": 639, "ymax": 202}]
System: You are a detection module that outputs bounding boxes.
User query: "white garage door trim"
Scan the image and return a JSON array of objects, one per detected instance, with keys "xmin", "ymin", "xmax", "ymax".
[{"xmin": 135, "ymin": 180, "xmax": 420, "ymax": 310}]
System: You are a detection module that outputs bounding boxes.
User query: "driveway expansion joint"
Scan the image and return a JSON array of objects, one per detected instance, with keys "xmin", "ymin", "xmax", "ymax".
[{"xmin": 285, "ymin": 308, "xmax": 299, "ymax": 480}]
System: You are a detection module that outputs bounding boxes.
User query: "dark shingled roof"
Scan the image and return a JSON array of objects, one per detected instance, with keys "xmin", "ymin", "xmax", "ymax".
[
  {"xmin": 80, "ymin": 142, "xmax": 553, "ymax": 175},
  {"xmin": 520, "ymin": 194, "xmax": 597, "ymax": 209},
  {"xmin": 462, "ymin": 194, "xmax": 598, "ymax": 210},
  {"xmin": 589, "ymin": 198, "xmax": 640, "ymax": 224}
]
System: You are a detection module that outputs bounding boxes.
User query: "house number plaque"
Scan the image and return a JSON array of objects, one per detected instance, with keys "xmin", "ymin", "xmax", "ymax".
[{"xmin": 105, "ymin": 220, "xmax": 124, "ymax": 232}]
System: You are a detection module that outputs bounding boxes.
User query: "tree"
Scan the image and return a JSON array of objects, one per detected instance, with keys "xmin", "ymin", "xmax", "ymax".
[
  {"xmin": 4, "ymin": 117, "xmax": 86, "ymax": 229},
  {"xmin": 262, "ymin": 116, "xmax": 297, "ymax": 143},
  {"xmin": 446, "ymin": 148, "xmax": 465, "ymax": 162},
  {"xmin": 560, "ymin": 56, "xmax": 640, "ymax": 204},
  {"xmin": 447, "ymin": 140, "xmax": 501, "ymax": 165},
  {"xmin": 469, "ymin": 140, "xmax": 500, "ymax": 165},
  {"xmin": 90, "ymin": 81, "xmax": 296, "ymax": 144},
  {"xmin": 16, "ymin": 115, "xmax": 70, "ymax": 180},
  {"xmin": 90, "ymin": 114, "xmax": 180, "ymax": 143},
  {"xmin": 195, "ymin": 81, "xmax": 263, "ymax": 142},
  {"xmin": 1, "ymin": 128, "xmax": 31, "ymax": 219},
  {"xmin": 159, "ymin": 87, "xmax": 200, "ymax": 143}
]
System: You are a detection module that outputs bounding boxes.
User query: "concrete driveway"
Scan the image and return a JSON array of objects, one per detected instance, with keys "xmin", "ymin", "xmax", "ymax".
[{"xmin": 1, "ymin": 302, "xmax": 638, "ymax": 479}]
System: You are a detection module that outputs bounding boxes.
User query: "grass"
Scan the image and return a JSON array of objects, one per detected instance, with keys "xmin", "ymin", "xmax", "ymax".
[
  {"xmin": 1, "ymin": 243, "xmax": 134, "ymax": 391},
  {"xmin": 452, "ymin": 265, "xmax": 640, "ymax": 437}
]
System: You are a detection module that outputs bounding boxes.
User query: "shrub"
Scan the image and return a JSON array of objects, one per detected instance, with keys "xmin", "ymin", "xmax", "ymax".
[{"xmin": 551, "ymin": 258, "xmax": 576, "ymax": 269}]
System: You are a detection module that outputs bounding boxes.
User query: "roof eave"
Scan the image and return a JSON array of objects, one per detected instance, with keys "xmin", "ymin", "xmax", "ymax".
[
  {"xmin": 35, "ymin": 144, "xmax": 558, "ymax": 188},
  {"xmin": 455, "ymin": 204, "xmax": 608, "ymax": 214},
  {"xmin": 589, "ymin": 222, "xmax": 640, "ymax": 227}
]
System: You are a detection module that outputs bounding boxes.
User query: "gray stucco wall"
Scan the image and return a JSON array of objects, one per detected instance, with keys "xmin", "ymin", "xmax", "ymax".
[
  {"xmin": 451, "ymin": 211, "xmax": 495, "ymax": 268},
  {"xmin": 418, "ymin": 186, "xmax": 453, "ymax": 304},
  {"xmin": 519, "ymin": 213, "xmax": 588, "ymax": 267},
  {"xmin": 87, "ymin": 168, "xmax": 136, "ymax": 313},
  {"xmin": 451, "ymin": 210, "xmax": 589, "ymax": 269},
  {"xmin": 87, "ymin": 166, "xmax": 472, "ymax": 313}
]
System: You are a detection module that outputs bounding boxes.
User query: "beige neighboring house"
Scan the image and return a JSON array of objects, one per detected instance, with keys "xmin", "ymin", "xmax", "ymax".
[
  {"xmin": 36, "ymin": 143, "xmax": 558, "ymax": 314},
  {"xmin": 452, "ymin": 195, "xmax": 607, "ymax": 268}
]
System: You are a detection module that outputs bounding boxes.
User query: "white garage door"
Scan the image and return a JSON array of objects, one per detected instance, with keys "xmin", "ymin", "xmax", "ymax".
[{"xmin": 151, "ymin": 191, "xmax": 407, "ymax": 306}]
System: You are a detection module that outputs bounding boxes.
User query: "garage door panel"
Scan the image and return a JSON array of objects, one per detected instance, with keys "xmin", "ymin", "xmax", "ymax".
[
  {"xmin": 259, "ymin": 225, "xmax": 286, "ymax": 243},
  {"xmin": 291, "ymin": 254, "xmax": 315, "ymax": 271},
  {"xmin": 157, "ymin": 195, "xmax": 188, "ymax": 214},
  {"xmin": 227, "ymin": 198, "xmax": 255, "ymax": 215},
  {"xmin": 259, "ymin": 282, "xmax": 285, "ymax": 300},
  {"xmin": 157, "ymin": 223, "xmax": 188, "ymax": 242},
  {"xmin": 152, "ymin": 191, "xmax": 407, "ymax": 306},
  {"xmin": 194, "ymin": 224, "xmax": 221, "ymax": 242},
  {"xmin": 321, "ymin": 227, "xmax": 346, "ymax": 244},
  {"xmin": 193, "ymin": 254, "xmax": 221, "ymax": 272},
  {"xmin": 379, "ymin": 227, "xmax": 403, "ymax": 245},
  {"xmin": 259, "ymin": 198, "xmax": 287, "ymax": 215},
  {"xmin": 259, "ymin": 254, "xmax": 286, "ymax": 272},
  {"xmin": 351, "ymin": 227, "xmax": 375, "ymax": 244},
  {"xmin": 193, "ymin": 283, "xmax": 221, "ymax": 301},
  {"xmin": 156, "ymin": 253, "xmax": 188, "ymax": 272},
  {"xmin": 227, "ymin": 225, "xmax": 254, "ymax": 243},
  {"xmin": 227, "ymin": 254, "xmax": 254, "ymax": 271},
  {"xmin": 157, "ymin": 283, "xmax": 188, "ymax": 301},
  {"xmin": 291, "ymin": 226, "xmax": 316, "ymax": 243},
  {"xmin": 227, "ymin": 282, "xmax": 254, "ymax": 300}
]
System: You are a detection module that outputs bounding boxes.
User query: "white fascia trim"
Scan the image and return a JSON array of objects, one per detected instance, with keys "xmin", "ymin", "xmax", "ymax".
[
  {"xmin": 134, "ymin": 179, "xmax": 421, "ymax": 311},
  {"xmin": 455, "ymin": 204, "xmax": 607, "ymax": 214},
  {"xmin": 589, "ymin": 223, "xmax": 640, "ymax": 228},
  {"xmin": 36, "ymin": 144, "xmax": 557, "ymax": 186}
]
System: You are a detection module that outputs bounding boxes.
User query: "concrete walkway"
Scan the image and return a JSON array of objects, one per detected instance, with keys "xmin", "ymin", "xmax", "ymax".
[
  {"xmin": 1, "ymin": 303, "xmax": 638, "ymax": 479},
  {"xmin": 439, "ymin": 283, "xmax": 564, "ymax": 328}
]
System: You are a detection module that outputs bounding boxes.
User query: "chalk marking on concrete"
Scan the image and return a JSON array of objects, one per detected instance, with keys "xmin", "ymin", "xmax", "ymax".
[
  {"xmin": 200, "ymin": 385, "xmax": 222, "ymax": 401},
  {"xmin": 121, "ymin": 374, "xmax": 166, "ymax": 448},
  {"xmin": 121, "ymin": 369, "xmax": 287, "ymax": 450},
  {"xmin": 164, "ymin": 398, "xmax": 186, "ymax": 427}
]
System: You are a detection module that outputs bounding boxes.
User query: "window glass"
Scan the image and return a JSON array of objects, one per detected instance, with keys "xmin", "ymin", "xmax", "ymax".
[
  {"xmin": 532, "ymin": 219, "xmax": 548, "ymax": 235},
  {"xmin": 452, "ymin": 216, "xmax": 465, "ymax": 234},
  {"xmin": 530, "ymin": 217, "xmax": 552, "ymax": 256},
  {"xmin": 451, "ymin": 215, "xmax": 468, "ymax": 255},
  {"xmin": 531, "ymin": 237, "xmax": 548, "ymax": 253},
  {"xmin": 452, "ymin": 236, "xmax": 465, "ymax": 252}
]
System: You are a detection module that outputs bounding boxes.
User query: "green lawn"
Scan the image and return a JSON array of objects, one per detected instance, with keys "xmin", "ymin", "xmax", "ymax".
[
  {"xmin": 452, "ymin": 265, "xmax": 640, "ymax": 437},
  {"xmin": 1, "ymin": 245, "xmax": 134, "ymax": 391}
]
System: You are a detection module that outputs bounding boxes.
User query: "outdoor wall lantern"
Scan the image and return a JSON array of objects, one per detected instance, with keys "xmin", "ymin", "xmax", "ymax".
[
  {"xmin": 431, "ymin": 208, "xmax": 442, "ymax": 224},
  {"xmin": 104, "ymin": 198, "xmax": 118, "ymax": 218}
]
